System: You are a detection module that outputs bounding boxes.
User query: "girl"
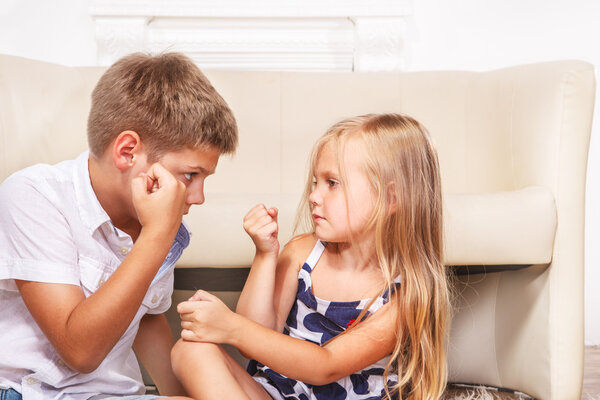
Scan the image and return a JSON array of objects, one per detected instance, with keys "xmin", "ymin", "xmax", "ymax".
[{"xmin": 171, "ymin": 113, "xmax": 451, "ymax": 400}]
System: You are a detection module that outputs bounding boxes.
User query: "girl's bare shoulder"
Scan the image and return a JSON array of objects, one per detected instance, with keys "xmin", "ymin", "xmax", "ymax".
[{"xmin": 279, "ymin": 233, "xmax": 319, "ymax": 268}]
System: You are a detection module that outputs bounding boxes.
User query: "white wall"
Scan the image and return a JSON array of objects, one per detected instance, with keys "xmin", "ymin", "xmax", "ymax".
[
  {"xmin": 0, "ymin": 0, "xmax": 96, "ymax": 66},
  {"xmin": 1, "ymin": 0, "xmax": 599, "ymax": 343}
]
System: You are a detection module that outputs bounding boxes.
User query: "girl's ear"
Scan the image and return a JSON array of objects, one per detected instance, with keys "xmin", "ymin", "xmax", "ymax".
[
  {"xmin": 386, "ymin": 181, "xmax": 398, "ymax": 215},
  {"xmin": 112, "ymin": 131, "xmax": 142, "ymax": 171}
]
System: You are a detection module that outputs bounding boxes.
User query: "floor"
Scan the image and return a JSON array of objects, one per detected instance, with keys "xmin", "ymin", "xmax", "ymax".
[
  {"xmin": 146, "ymin": 346, "xmax": 600, "ymax": 399},
  {"xmin": 444, "ymin": 346, "xmax": 600, "ymax": 399},
  {"xmin": 584, "ymin": 346, "xmax": 600, "ymax": 399}
]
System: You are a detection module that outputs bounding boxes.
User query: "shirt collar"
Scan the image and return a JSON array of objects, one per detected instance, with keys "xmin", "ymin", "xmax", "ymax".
[{"xmin": 72, "ymin": 151, "xmax": 112, "ymax": 234}]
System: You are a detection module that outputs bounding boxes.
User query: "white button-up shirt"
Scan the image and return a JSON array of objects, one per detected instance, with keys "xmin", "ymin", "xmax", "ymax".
[{"xmin": 0, "ymin": 152, "xmax": 190, "ymax": 400}]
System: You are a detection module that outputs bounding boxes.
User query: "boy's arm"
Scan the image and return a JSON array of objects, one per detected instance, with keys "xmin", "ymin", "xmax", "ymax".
[
  {"xmin": 179, "ymin": 291, "xmax": 398, "ymax": 386},
  {"xmin": 16, "ymin": 164, "xmax": 187, "ymax": 373},
  {"xmin": 134, "ymin": 313, "xmax": 187, "ymax": 396}
]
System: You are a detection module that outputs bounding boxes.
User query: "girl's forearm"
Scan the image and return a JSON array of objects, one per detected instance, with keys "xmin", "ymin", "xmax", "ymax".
[
  {"xmin": 227, "ymin": 314, "xmax": 337, "ymax": 386},
  {"xmin": 235, "ymin": 251, "xmax": 279, "ymax": 329}
]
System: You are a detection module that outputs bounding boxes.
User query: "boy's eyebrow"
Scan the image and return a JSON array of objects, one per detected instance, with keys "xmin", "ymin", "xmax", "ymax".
[{"xmin": 188, "ymin": 165, "xmax": 215, "ymax": 175}]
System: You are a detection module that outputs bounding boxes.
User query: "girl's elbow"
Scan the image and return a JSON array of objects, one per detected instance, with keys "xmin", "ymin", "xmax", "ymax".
[
  {"xmin": 304, "ymin": 376, "xmax": 332, "ymax": 386},
  {"xmin": 304, "ymin": 367, "xmax": 341, "ymax": 386}
]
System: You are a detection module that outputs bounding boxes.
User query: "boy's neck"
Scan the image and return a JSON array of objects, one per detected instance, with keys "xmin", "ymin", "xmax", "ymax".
[{"xmin": 88, "ymin": 155, "xmax": 142, "ymax": 240}]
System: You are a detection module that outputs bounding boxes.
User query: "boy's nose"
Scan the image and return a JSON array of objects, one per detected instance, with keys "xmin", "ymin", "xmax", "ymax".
[{"xmin": 186, "ymin": 185, "xmax": 205, "ymax": 206}]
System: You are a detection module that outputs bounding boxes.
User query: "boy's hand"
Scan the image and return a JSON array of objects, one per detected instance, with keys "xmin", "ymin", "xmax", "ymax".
[
  {"xmin": 178, "ymin": 290, "xmax": 241, "ymax": 344},
  {"xmin": 243, "ymin": 204, "xmax": 280, "ymax": 255},
  {"xmin": 131, "ymin": 163, "xmax": 187, "ymax": 237}
]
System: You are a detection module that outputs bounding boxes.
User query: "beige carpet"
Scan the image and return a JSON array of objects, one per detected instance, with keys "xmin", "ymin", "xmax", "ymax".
[{"xmin": 442, "ymin": 384, "xmax": 533, "ymax": 400}]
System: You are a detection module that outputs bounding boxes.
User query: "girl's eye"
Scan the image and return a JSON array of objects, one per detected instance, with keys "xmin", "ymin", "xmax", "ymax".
[
  {"xmin": 327, "ymin": 179, "xmax": 338, "ymax": 187},
  {"xmin": 183, "ymin": 173, "xmax": 194, "ymax": 181}
]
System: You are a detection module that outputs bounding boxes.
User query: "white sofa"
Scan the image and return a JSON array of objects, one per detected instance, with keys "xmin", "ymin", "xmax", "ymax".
[{"xmin": 0, "ymin": 54, "xmax": 595, "ymax": 400}]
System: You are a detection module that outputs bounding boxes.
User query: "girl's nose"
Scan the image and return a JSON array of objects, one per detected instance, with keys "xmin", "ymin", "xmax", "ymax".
[{"xmin": 309, "ymin": 188, "xmax": 320, "ymax": 206}]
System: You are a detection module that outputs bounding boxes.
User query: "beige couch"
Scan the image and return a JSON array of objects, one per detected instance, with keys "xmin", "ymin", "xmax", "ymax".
[{"xmin": 0, "ymin": 54, "xmax": 595, "ymax": 400}]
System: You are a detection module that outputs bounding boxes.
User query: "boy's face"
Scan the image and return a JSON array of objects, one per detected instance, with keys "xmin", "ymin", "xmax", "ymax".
[{"xmin": 148, "ymin": 146, "xmax": 220, "ymax": 214}]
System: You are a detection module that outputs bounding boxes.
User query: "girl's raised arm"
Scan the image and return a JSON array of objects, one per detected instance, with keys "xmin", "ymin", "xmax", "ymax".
[
  {"xmin": 235, "ymin": 204, "xmax": 280, "ymax": 329},
  {"xmin": 235, "ymin": 204, "xmax": 310, "ymax": 331}
]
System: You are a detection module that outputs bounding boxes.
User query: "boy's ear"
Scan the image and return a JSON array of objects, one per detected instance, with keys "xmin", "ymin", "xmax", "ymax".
[{"xmin": 112, "ymin": 131, "xmax": 142, "ymax": 171}]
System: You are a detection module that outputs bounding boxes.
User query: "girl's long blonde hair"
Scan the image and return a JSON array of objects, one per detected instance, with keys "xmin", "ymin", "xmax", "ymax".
[{"xmin": 296, "ymin": 113, "xmax": 450, "ymax": 400}]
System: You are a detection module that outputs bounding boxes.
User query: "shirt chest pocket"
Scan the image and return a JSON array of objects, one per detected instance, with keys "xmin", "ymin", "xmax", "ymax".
[
  {"xmin": 78, "ymin": 254, "xmax": 116, "ymax": 297},
  {"xmin": 141, "ymin": 273, "xmax": 173, "ymax": 314}
]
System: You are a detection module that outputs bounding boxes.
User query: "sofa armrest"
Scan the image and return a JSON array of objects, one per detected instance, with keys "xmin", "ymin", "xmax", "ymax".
[{"xmin": 444, "ymin": 186, "xmax": 556, "ymax": 267}]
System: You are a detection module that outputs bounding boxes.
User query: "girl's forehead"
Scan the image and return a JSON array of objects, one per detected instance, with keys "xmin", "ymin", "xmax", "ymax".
[
  {"xmin": 314, "ymin": 144, "xmax": 337, "ymax": 174},
  {"xmin": 315, "ymin": 137, "xmax": 365, "ymax": 173}
]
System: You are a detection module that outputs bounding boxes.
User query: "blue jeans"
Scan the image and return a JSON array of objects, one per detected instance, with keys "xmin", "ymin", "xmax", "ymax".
[
  {"xmin": 0, "ymin": 389, "xmax": 164, "ymax": 400},
  {"xmin": 0, "ymin": 389, "xmax": 21, "ymax": 400},
  {"xmin": 88, "ymin": 396, "xmax": 165, "ymax": 400}
]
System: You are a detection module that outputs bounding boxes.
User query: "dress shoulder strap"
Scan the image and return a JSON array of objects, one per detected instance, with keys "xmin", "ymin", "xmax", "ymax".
[{"xmin": 303, "ymin": 240, "xmax": 326, "ymax": 271}]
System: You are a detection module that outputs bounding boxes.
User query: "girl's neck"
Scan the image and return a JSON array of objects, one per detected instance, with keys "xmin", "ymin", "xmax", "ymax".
[
  {"xmin": 327, "ymin": 235, "xmax": 378, "ymax": 273},
  {"xmin": 312, "ymin": 234, "xmax": 384, "ymax": 302}
]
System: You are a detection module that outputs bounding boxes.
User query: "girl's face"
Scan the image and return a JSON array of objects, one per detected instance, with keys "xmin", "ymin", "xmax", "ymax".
[{"xmin": 309, "ymin": 138, "xmax": 377, "ymax": 243}]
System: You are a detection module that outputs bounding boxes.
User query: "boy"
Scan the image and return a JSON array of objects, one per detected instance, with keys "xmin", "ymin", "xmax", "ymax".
[{"xmin": 0, "ymin": 52, "xmax": 238, "ymax": 399}]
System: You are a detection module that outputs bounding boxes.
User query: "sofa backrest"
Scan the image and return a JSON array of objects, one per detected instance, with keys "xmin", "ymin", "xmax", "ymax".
[{"xmin": 0, "ymin": 55, "xmax": 593, "ymax": 269}]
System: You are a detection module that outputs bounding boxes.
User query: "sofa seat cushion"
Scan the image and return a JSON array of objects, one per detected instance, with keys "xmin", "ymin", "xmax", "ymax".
[{"xmin": 176, "ymin": 186, "xmax": 556, "ymax": 270}]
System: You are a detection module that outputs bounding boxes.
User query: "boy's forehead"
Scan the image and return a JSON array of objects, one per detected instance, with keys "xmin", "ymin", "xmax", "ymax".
[{"xmin": 159, "ymin": 146, "xmax": 221, "ymax": 171}]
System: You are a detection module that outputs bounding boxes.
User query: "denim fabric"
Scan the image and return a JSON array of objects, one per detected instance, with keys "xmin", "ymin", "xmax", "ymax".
[
  {"xmin": 0, "ymin": 389, "xmax": 21, "ymax": 400},
  {"xmin": 88, "ymin": 395, "xmax": 166, "ymax": 400},
  {"xmin": 150, "ymin": 222, "xmax": 190, "ymax": 286}
]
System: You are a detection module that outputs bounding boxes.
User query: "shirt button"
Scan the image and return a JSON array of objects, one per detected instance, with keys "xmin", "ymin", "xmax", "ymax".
[
  {"xmin": 120, "ymin": 247, "xmax": 130, "ymax": 255},
  {"xmin": 26, "ymin": 377, "xmax": 37, "ymax": 385},
  {"xmin": 57, "ymin": 359, "xmax": 67, "ymax": 367},
  {"xmin": 98, "ymin": 278, "xmax": 106, "ymax": 287},
  {"xmin": 152, "ymin": 294, "xmax": 159, "ymax": 304}
]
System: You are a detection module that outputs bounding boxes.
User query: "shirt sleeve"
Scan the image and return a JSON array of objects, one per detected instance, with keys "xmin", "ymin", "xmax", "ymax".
[{"xmin": 0, "ymin": 174, "xmax": 80, "ymax": 291}]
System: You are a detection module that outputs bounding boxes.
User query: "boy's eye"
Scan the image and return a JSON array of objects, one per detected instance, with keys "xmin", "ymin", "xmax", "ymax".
[{"xmin": 183, "ymin": 173, "xmax": 195, "ymax": 181}]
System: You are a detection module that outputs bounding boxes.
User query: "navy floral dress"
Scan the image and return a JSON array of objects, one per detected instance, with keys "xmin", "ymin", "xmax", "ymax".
[{"xmin": 248, "ymin": 240, "xmax": 400, "ymax": 400}]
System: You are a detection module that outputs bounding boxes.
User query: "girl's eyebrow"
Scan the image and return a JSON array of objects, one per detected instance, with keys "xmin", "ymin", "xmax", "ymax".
[{"xmin": 318, "ymin": 169, "xmax": 339, "ymax": 177}]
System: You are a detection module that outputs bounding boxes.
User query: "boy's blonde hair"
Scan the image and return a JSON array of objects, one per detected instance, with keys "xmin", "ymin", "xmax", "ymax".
[
  {"xmin": 297, "ymin": 113, "xmax": 450, "ymax": 400},
  {"xmin": 87, "ymin": 52, "xmax": 238, "ymax": 160}
]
